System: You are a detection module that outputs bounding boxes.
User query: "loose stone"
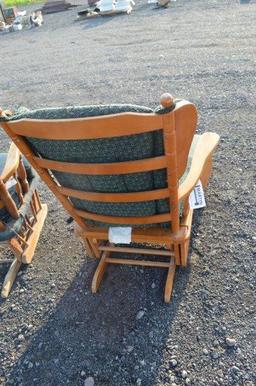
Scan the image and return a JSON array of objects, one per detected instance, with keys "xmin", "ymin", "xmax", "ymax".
[
  {"xmin": 17, "ymin": 334, "xmax": 25, "ymax": 342},
  {"xmin": 231, "ymin": 366, "xmax": 240, "ymax": 373},
  {"xmin": 84, "ymin": 377, "xmax": 94, "ymax": 386},
  {"xmin": 170, "ymin": 359, "xmax": 177, "ymax": 367},
  {"xmin": 211, "ymin": 351, "xmax": 219, "ymax": 359},
  {"xmin": 226, "ymin": 337, "xmax": 237, "ymax": 347},
  {"xmin": 136, "ymin": 310, "xmax": 145, "ymax": 320}
]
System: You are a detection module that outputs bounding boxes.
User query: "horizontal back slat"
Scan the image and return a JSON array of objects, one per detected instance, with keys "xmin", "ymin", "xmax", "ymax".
[
  {"xmin": 34, "ymin": 156, "xmax": 167, "ymax": 175},
  {"xmin": 58, "ymin": 186, "xmax": 170, "ymax": 202},
  {"xmin": 75, "ymin": 209, "xmax": 171, "ymax": 225},
  {"xmin": 8, "ymin": 113, "xmax": 163, "ymax": 140}
]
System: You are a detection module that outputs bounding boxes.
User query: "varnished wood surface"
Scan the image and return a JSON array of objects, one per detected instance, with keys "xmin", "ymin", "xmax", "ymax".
[
  {"xmin": 162, "ymin": 102, "xmax": 179, "ymax": 233},
  {"xmin": 99, "ymin": 245, "xmax": 174, "ymax": 256},
  {"xmin": 35, "ymin": 155, "xmax": 168, "ymax": 175},
  {"xmin": 83, "ymin": 223, "xmax": 187, "ymax": 244},
  {"xmin": 0, "ymin": 142, "xmax": 20, "ymax": 182},
  {"xmin": 22, "ymin": 203, "xmax": 48, "ymax": 264},
  {"xmin": 0, "ymin": 179, "xmax": 19, "ymax": 219},
  {"xmin": 174, "ymin": 102, "xmax": 197, "ymax": 178},
  {"xmin": 59, "ymin": 186, "xmax": 170, "ymax": 202},
  {"xmin": 8, "ymin": 113, "xmax": 163, "ymax": 139},
  {"xmin": 105, "ymin": 258, "xmax": 171, "ymax": 268},
  {"xmin": 75, "ymin": 208, "xmax": 171, "ymax": 224},
  {"xmin": 164, "ymin": 257, "xmax": 176, "ymax": 303},
  {"xmin": 178, "ymin": 132, "xmax": 220, "ymax": 200},
  {"xmin": 91, "ymin": 250, "xmax": 109, "ymax": 293},
  {"xmin": 1, "ymin": 258, "xmax": 22, "ymax": 298},
  {"xmin": 17, "ymin": 158, "xmax": 29, "ymax": 193}
]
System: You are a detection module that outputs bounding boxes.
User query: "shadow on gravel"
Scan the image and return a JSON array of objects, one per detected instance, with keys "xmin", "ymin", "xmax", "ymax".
[{"xmin": 6, "ymin": 216, "xmax": 203, "ymax": 386}]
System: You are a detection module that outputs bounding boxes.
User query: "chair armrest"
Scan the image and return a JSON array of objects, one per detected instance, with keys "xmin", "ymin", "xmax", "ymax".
[
  {"xmin": 0, "ymin": 142, "xmax": 20, "ymax": 182},
  {"xmin": 178, "ymin": 132, "xmax": 220, "ymax": 201}
]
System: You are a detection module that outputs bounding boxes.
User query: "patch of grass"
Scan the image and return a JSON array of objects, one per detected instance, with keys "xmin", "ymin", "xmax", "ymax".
[{"xmin": 4, "ymin": 0, "xmax": 42, "ymax": 7}]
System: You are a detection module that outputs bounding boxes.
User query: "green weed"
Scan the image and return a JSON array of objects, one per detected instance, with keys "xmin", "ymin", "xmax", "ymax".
[{"xmin": 4, "ymin": 0, "xmax": 42, "ymax": 7}]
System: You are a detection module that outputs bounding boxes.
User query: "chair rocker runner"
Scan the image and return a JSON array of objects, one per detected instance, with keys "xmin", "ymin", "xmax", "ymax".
[
  {"xmin": 0, "ymin": 140, "xmax": 47, "ymax": 298},
  {"xmin": 0, "ymin": 94, "xmax": 219, "ymax": 302}
]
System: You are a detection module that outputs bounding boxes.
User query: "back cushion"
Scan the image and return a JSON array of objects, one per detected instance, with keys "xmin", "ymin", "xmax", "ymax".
[{"xmin": 10, "ymin": 102, "xmax": 196, "ymax": 225}]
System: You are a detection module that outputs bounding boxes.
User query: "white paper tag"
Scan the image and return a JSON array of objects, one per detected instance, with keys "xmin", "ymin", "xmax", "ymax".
[
  {"xmin": 108, "ymin": 227, "xmax": 132, "ymax": 244},
  {"xmin": 5, "ymin": 177, "xmax": 17, "ymax": 190},
  {"xmin": 189, "ymin": 180, "xmax": 206, "ymax": 209}
]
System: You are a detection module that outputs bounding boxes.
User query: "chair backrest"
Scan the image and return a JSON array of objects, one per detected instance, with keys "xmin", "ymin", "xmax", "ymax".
[{"xmin": 1, "ymin": 95, "xmax": 197, "ymax": 233}]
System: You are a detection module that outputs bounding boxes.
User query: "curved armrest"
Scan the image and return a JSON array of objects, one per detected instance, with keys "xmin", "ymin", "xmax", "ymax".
[{"xmin": 178, "ymin": 132, "xmax": 220, "ymax": 201}]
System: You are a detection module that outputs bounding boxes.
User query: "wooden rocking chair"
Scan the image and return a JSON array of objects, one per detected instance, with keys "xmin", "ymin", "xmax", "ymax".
[
  {"xmin": 0, "ymin": 141, "xmax": 47, "ymax": 298},
  {"xmin": 0, "ymin": 94, "xmax": 219, "ymax": 302}
]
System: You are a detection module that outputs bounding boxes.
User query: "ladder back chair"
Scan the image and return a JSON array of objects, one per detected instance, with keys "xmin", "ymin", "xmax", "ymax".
[
  {"xmin": 0, "ymin": 94, "xmax": 219, "ymax": 302},
  {"xmin": 0, "ymin": 140, "xmax": 47, "ymax": 297}
]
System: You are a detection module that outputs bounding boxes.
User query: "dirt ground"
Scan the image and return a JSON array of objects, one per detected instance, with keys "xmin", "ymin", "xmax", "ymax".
[{"xmin": 0, "ymin": 0, "xmax": 255, "ymax": 385}]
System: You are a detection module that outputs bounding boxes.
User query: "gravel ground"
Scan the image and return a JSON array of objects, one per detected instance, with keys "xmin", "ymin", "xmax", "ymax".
[{"xmin": 0, "ymin": 0, "xmax": 256, "ymax": 385}]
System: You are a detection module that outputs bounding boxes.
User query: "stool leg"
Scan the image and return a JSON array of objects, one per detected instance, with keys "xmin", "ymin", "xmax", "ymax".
[
  {"xmin": 91, "ymin": 251, "xmax": 110, "ymax": 293},
  {"xmin": 164, "ymin": 257, "xmax": 176, "ymax": 303},
  {"xmin": 1, "ymin": 257, "xmax": 22, "ymax": 298}
]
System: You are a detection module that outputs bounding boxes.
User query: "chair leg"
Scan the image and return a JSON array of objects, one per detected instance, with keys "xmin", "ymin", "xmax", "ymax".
[
  {"xmin": 88, "ymin": 238, "xmax": 101, "ymax": 259},
  {"xmin": 1, "ymin": 197, "xmax": 47, "ymax": 298},
  {"xmin": 82, "ymin": 238, "xmax": 95, "ymax": 259},
  {"xmin": 22, "ymin": 203, "xmax": 48, "ymax": 264},
  {"xmin": 1, "ymin": 257, "xmax": 22, "ymax": 298},
  {"xmin": 164, "ymin": 257, "xmax": 176, "ymax": 303},
  {"xmin": 74, "ymin": 224, "xmax": 100, "ymax": 259},
  {"xmin": 1, "ymin": 237, "xmax": 24, "ymax": 298},
  {"xmin": 173, "ymin": 243, "xmax": 181, "ymax": 266},
  {"xmin": 91, "ymin": 251, "xmax": 109, "ymax": 293},
  {"xmin": 180, "ymin": 238, "xmax": 190, "ymax": 267},
  {"xmin": 180, "ymin": 207, "xmax": 193, "ymax": 267}
]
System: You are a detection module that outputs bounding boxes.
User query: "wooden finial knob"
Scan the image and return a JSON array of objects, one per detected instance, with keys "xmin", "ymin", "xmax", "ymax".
[{"xmin": 160, "ymin": 93, "xmax": 174, "ymax": 108}]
